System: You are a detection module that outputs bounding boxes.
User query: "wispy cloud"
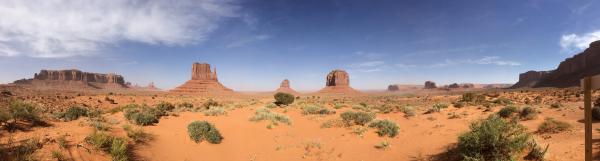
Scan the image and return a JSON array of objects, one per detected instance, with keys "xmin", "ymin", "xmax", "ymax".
[
  {"xmin": 225, "ymin": 34, "xmax": 270, "ymax": 48},
  {"xmin": 0, "ymin": 0, "xmax": 240, "ymax": 58},
  {"xmin": 354, "ymin": 51, "xmax": 385, "ymax": 60},
  {"xmin": 349, "ymin": 60, "xmax": 386, "ymax": 73},
  {"xmin": 396, "ymin": 56, "xmax": 520, "ymax": 69},
  {"xmin": 560, "ymin": 30, "xmax": 600, "ymax": 53}
]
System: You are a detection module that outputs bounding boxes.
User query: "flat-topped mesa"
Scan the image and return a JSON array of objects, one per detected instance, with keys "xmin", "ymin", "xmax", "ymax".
[
  {"xmin": 275, "ymin": 79, "xmax": 299, "ymax": 94},
  {"xmin": 510, "ymin": 70, "xmax": 550, "ymax": 88},
  {"xmin": 34, "ymin": 69, "xmax": 125, "ymax": 84},
  {"xmin": 170, "ymin": 62, "xmax": 233, "ymax": 94},
  {"xmin": 424, "ymin": 81, "xmax": 437, "ymax": 89},
  {"xmin": 318, "ymin": 70, "xmax": 360, "ymax": 94}
]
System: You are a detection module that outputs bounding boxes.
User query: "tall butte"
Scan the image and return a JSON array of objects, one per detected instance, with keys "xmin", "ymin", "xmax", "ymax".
[
  {"xmin": 170, "ymin": 63, "xmax": 233, "ymax": 94},
  {"xmin": 275, "ymin": 79, "xmax": 299, "ymax": 95},
  {"xmin": 317, "ymin": 69, "xmax": 360, "ymax": 94}
]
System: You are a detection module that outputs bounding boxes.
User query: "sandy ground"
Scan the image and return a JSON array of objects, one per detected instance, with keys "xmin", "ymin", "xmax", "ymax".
[{"xmin": 0, "ymin": 88, "xmax": 597, "ymax": 161}]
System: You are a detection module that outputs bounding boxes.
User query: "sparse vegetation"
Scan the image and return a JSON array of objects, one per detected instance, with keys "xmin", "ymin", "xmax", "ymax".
[
  {"xmin": 9, "ymin": 101, "xmax": 41, "ymax": 124},
  {"xmin": 525, "ymin": 140, "xmax": 549, "ymax": 161},
  {"xmin": 537, "ymin": 118, "xmax": 571, "ymax": 134},
  {"xmin": 374, "ymin": 140, "xmax": 390, "ymax": 150},
  {"xmin": 497, "ymin": 106, "xmax": 518, "ymax": 118},
  {"xmin": 202, "ymin": 99, "xmax": 220, "ymax": 110},
  {"xmin": 492, "ymin": 98, "xmax": 513, "ymax": 105},
  {"xmin": 155, "ymin": 102, "xmax": 175, "ymax": 115},
  {"xmin": 123, "ymin": 105, "xmax": 161, "ymax": 126},
  {"xmin": 519, "ymin": 106, "xmax": 538, "ymax": 120},
  {"xmin": 187, "ymin": 121, "xmax": 223, "ymax": 144},
  {"xmin": 85, "ymin": 131, "xmax": 129, "ymax": 161},
  {"xmin": 400, "ymin": 106, "xmax": 416, "ymax": 118},
  {"xmin": 340, "ymin": 111, "xmax": 375, "ymax": 126},
  {"xmin": 249, "ymin": 108, "xmax": 292, "ymax": 126},
  {"xmin": 203, "ymin": 106, "xmax": 227, "ymax": 116},
  {"xmin": 123, "ymin": 124, "xmax": 152, "ymax": 143},
  {"xmin": 425, "ymin": 103, "xmax": 448, "ymax": 114},
  {"xmin": 57, "ymin": 106, "xmax": 89, "ymax": 121},
  {"xmin": 457, "ymin": 115, "xmax": 530, "ymax": 161},
  {"xmin": 302, "ymin": 104, "xmax": 335, "ymax": 115},
  {"xmin": 274, "ymin": 92, "xmax": 295, "ymax": 106},
  {"xmin": 368, "ymin": 120, "xmax": 399, "ymax": 137}
]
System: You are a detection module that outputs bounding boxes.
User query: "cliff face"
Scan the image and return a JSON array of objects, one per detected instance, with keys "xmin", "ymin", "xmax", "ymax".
[
  {"xmin": 318, "ymin": 70, "xmax": 360, "ymax": 94},
  {"xmin": 513, "ymin": 40, "xmax": 600, "ymax": 88},
  {"xmin": 34, "ymin": 69, "xmax": 125, "ymax": 84}
]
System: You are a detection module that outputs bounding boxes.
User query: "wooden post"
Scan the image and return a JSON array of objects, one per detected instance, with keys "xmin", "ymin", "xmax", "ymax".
[{"xmin": 584, "ymin": 76, "xmax": 593, "ymax": 161}]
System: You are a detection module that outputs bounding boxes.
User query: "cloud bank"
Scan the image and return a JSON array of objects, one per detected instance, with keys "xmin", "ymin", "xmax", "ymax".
[
  {"xmin": 0, "ymin": 0, "xmax": 239, "ymax": 58},
  {"xmin": 560, "ymin": 30, "xmax": 600, "ymax": 53}
]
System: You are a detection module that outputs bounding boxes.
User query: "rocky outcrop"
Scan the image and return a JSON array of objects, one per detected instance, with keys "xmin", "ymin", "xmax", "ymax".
[
  {"xmin": 170, "ymin": 63, "xmax": 233, "ymax": 94},
  {"xmin": 510, "ymin": 71, "xmax": 550, "ymax": 88},
  {"xmin": 275, "ymin": 79, "xmax": 299, "ymax": 94},
  {"xmin": 318, "ymin": 70, "xmax": 360, "ymax": 94},
  {"xmin": 127, "ymin": 82, "xmax": 161, "ymax": 91},
  {"xmin": 424, "ymin": 81, "xmax": 437, "ymax": 89},
  {"xmin": 512, "ymin": 41, "xmax": 600, "ymax": 88},
  {"xmin": 387, "ymin": 85, "xmax": 400, "ymax": 91},
  {"xmin": 13, "ymin": 69, "xmax": 128, "ymax": 90}
]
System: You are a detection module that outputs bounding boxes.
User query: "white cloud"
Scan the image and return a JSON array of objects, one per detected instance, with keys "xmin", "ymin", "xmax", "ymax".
[
  {"xmin": 352, "ymin": 61, "xmax": 385, "ymax": 67},
  {"xmin": 469, "ymin": 56, "xmax": 521, "ymax": 66},
  {"xmin": 349, "ymin": 61, "xmax": 386, "ymax": 73},
  {"xmin": 399, "ymin": 56, "xmax": 520, "ymax": 68},
  {"xmin": 0, "ymin": 0, "xmax": 240, "ymax": 58},
  {"xmin": 225, "ymin": 34, "xmax": 270, "ymax": 48},
  {"xmin": 560, "ymin": 30, "xmax": 600, "ymax": 53}
]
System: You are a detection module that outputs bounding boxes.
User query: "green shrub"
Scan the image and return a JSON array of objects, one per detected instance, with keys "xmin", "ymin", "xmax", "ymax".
[
  {"xmin": 249, "ymin": 108, "xmax": 291, "ymax": 125},
  {"xmin": 203, "ymin": 106, "xmax": 227, "ymax": 116},
  {"xmin": 340, "ymin": 111, "xmax": 375, "ymax": 126},
  {"xmin": 59, "ymin": 106, "xmax": 89, "ymax": 121},
  {"xmin": 492, "ymin": 98, "xmax": 513, "ymax": 105},
  {"xmin": 549, "ymin": 102, "xmax": 561, "ymax": 109},
  {"xmin": 178, "ymin": 102, "xmax": 194, "ymax": 109},
  {"xmin": 519, "ymin": 107, "xmax": 538, "ymax": 120},
  {"xmin": 155, "ymin": 102, "xmax": 175, "ymax": 115},
  {"xmin": 110, "ymin": 137, "xmax": 128, "ymax": 161},
  {"xmin": 497, "ymin": 106, "xmax": 518, "ymax": 118},
  {"xmin": 368, "ymin": 120, "xmax": 399, "ymax": 137},
  {"xmin": 537, "ymin": 118, "xmax": 571, "ymax": 134},
  {"xmin": 274, "ymin": 92, "xmax": 295, "ymax": 106},
  {"xmin": 123, "ymin": 125, "xmax": 152, "ymax": 143},
  {"xmin": 85, "ymin": 131, "xmax": 114, "ymax": 151},
  {"xmin": 425, "ymin": 103, "xmax": 448, "ymax": 114},
  {"xmin": 85, "ymin": 131, "xmax": 129, "ymax": 161},
  {"xmin": 265, "ymin": 103, "xmax": 277, "ymax": 109},
  {"xmin": 123, "ymin": 107, "xmax": 159, "ymax": 126},
  {"xmin": 9, "ymin": 101, "xmax": 41, "ymax": 123},
  {"xmin": 400, "ymin": 106, "xmax": 415, "ymax": 117},
  {"xmin": 374, "ymin": 104, "xmax": 394, "ymax": 114},
  {"xmin": 457, "ymin": 115, "xmax": 530, "ymax": 161},
  {"xmin": 461, "ymin": 93, "xmax": 486, "ymax": 103},
  {"xmin": 202, "ymin": 99, "xmax": 220, "ymax": 110},
  {"xmin": 525, "ymin": 140, "xmax": 549, "ymax": 161},
  {"xmin": 187, "ymin": 121, "xmax": 223, "ymax": 144},
  {"xmin": 302, "ymin": 104, "xmax": 334, "ymax": 115}
]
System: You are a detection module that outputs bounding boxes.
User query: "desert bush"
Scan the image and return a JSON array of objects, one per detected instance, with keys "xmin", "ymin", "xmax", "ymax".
[
  {"xmin": 497, "ymin": 106, "xmax": 518, "ymax": 118},
  {"xmin": 203, "ymin": 106, "xmax": 227, "ymax": 116},
  {"xmin": 320, "ymin": 119, "xmax": 344, "ymax": 128},
  {"xmin": 178, "ymin": 102, "xmax": 194, "ymax": 109},
  {"xmin": 458, "ymin": 115, "xmax": 530, "ymax": 161},
  {"xmin": 58, "ymin": 106, "xmax": 89, "ymax": 121},
  {"xmin": 202, "ymin": 99, "xmax": 220, "ymax": 110},
  {"xmin": 374, "ymin": 140, "xmax": 390, "ymax": 150},
  {"xmin": 249, "ymin": 108, "xmax": 291, "ymax": 125},
  {"xmin": 519, "ymin": 107, "xmax": 538, "ymax": 120},
  {"xmin": 400, "ymin": 106, "xmax": 415, "ymax": 117},
  {"xmin": 352, "ymin": 103, "xmax": 371, "ymax": 112},
  {"xmin": 85, "ymin": 131, "xmax": 129, "ymax": 161},
  {"xmin": 425, "ymin": 103, "xmax": 448, "ymax": 114},
  {"xmin": 492, "ymin": 98, "xmax": 513, "ymax": 105},
  {"xmin": 525, "ymin": 140, "xmax": 549, "ymax": 161},
  {"xmin": 302, "ymin": 104, "xmax": 334, "ymax": 115},
  {"xmin": 13, "ymin": 137, "xmax": 42, "ymax": 161},
  {"xmin": 187, "ymin": 121, "xmax": 223, "ymax": 144},
  {"xmin": 368, "ymin": 120, "xmax": 399, "ymax": 137},
  {"xmin": 123, "ymin": 107, "xmax": 159, "ymax": 126},
  {"xmin": 537, "ymin": 118, "xmax": 571, "ymax": 134},
  {"xmin": 340, "ymin": 111, "xmax": 375, "ymax": 126},
  {"xmin": 274, "ymin": 92, "xmax": 295, "ymax": 106},
  {"xmin": 52, "ymin": 150, "xmax": 67, "ymax": 161},
  {"xmin": 90, "ymin": 120, "xmax": 111, "ymax": 131},
  {"xmin": 155, "ymin": 102, "xmax": 175, "ymax": 115},
  {"xmin": 374, "ymin": 104, "xmax": 394, "ymax": 114},
  {"xmin": 461, "ymin": 93, "xmax": 485, "ymax": 103},
  {"xmin": 9, "ymin": 101, "xmax": 41, "ymax": 123},
  {"xmin": 110, "ymin": 137, "xmax": 128, "ymax": 161},
  {"xmin": 549, "ymin": 102, "xmax": 561, "ymax": 109},
  {"xmin": 123, "ymin": 124, "xmax": 152, "ymax": 143},
  {"xmin": 265, "ymin": 103, "xmax": 277, "ymax": 109},
  {"xmin": 452, "ymin": 102, "xmax": 465, "ymax": 108}
]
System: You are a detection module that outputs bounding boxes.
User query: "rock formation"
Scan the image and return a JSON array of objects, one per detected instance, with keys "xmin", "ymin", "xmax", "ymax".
[
  {"xmin": 318, "ymin": 70, "xmax": 360, "ymax": 94},
  {"xmin": 512, "ymin": 41, "xmax": 600, "ymax": 88},
  {"xmin": 424, "ymin": 81, "xmax": 437, "ymax": 89},
  {"xmin": 510, "ymin": 71, "xmax": 550, "ymax": 88},
  {"xmin": 170, "ymin": 63, "xmax": 233, "ymax": 94},
  {"xmin": 387, "ymin": 85, "xmax": 400, "ymax": 91},
  {"xmin": 275, "ymin": 79, "xmax": 299, "ymax": 94},
  {"xmin": 387, "ymin": 84, "xmax": 421, "ymax": 91},
  {"xmin": 13, "ymin": 69, "xmax": 128, "ymax": 90},
  {"xmin": 127, "ymin": 82, "xmax": 161, "ymax": 91}
]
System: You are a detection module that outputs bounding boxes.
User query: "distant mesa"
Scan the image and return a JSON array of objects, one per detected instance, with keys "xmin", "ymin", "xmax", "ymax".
[
  {"xmin": 170, "ymin": 63, "xmax": 233, "ymax": 94},
  {"xmin": 443, "ymin": 83, "xmax": 475, "ymax": 89},
  {"xmin": 424, "ymin": 81, "xmax": 437, "ymax": 89},
  {"xmin": 387, "ymin": 84, "xmax": 421, "ymax": 92},
  {"xmin": 12, "ymin": 69, "xmax": 129, "ymax": 90},
  {"xmin": 387, "ymin": 85, "xmax": 400, "ymax": 91},
  {"xmin": 127, "ymin": 82, "xmax": 161, "ymax": 91},
  {"xmin": 275, "ymin": 79, "xmax": 299, "ymax": 95},
  {"xmin": 318, "ymin": 70, "xmax": 360, "ymax": 94},
  {"xmin": 512, "ymin": 40, "xmax": 600, "ymax": 88}
]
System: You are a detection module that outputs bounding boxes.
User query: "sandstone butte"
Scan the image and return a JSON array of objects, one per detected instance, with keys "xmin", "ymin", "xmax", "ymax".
[
  {"xmin": 317, "ymin": 69, "xmax": 360, "ymax": 94},
  {"xmin": 275, "ymin": 79, "xmax": 299, "ymax": 95},
  {"xmin": 512, "ymin": 40, "xmax": 600, "ymax": 88},
  {"xmin": 170, "ymin": 62, "xmax": 233, "ymax": 94},
  {"xmin": 12, "ymin": 69, "xmax": 128, "ymax": 90}
]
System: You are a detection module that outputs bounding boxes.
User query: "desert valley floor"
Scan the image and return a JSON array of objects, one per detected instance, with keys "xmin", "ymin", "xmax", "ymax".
[{"xmin": 0, "ymin": 86, "xmax": 598, "ymax": 161}]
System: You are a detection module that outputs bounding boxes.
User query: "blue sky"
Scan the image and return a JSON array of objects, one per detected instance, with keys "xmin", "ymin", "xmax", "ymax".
[{"xmin": 1, "ymin": 0, "xmax": 599, "ymax": 91}]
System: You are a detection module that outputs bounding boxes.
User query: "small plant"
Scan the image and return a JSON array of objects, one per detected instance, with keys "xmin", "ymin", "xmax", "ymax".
[
  {"xmin": 202, "ymin": 99, "xmax": 220, "ymax": 110},
  {"xmin": 249, "ymin": 108, "xmax": 292, "ymax": 126},
  {"xmin": 57, "ymin": 135, "xmax": 68, "ymax": 149},
  {"xmin": 374, "ymin": 140, "xmax": 390, "ymax": 150},
  {"xmin": 460, "ymin": 93, "xmax": 485, "ymax": 103},
  {"xmin": 9, "ymin": 101, "xmax": 41, "ymax": 123},
  {"xmin": 123, "ymin": 106, "xmax": 160, "ymax": 126},
  {"xmin": 203, "ymin": 106, "xmax": 227, "ymax": 116},
  {"xmin": 302, "ymin": 104, "xmax": 334, "ymax": 115},
  {"xmin": 155, "ymin": 102, "xmax": 175, "ymax": 115},
  {"xmin": 374, "ymin": 104, "xmax": 394, "ymax": 114},
  {"xmin": 265, "ymin": 103, "xmax": 277, "ymax": 109},
  {"xmin": 400, "ymin": 106, "xmax": 415, "ymax": 117},
  {"xmin": 549, "ymin": 102, "xmax": 561, "ymax": 109},
  {"xmin": 368, "ymin": 120, "xmax": 399, "ymax": 137},
  {"xmin": 340, "ymin": 111, "xmax": 375, "ymax": 126},
  {"xmin": 519, "ymin": 107, "xmax": 538, "ymax": 120},
  {"xmin": 457, "ymin": 115, "xmax": 530, "ymax": 161},
  {"xmin": 123, "ymin": 124, "xmax": 152, "ymax": 143},
  {"xmin": 320, "ymin": 119, "xmax": 344, "ymax": 128},
  {"xmin": 178, "ymin": 102, "xmax": 194, "ymax": 110},
  {"xmin": 525, "ymin": 140, "xmax": 549, "ymax": 161},
  {"xmin": 537, "ymin": 118, "xmax": 571, "ymax": 134},
  {"xmin": 85, "ymin": 131, "xmax": 114, "ymax": 151},
  {"xmin": 492, "ymin": 98, "xmax": 513, "ymax": 105},
  {"xmin": 497, "ymin": 106, "xmax": 518, "ymax": 118},
  {"xmin": 52, "ymin": 150, "xmax": 67, "ymax": 161},
  {"xmin": 110, "ymin": 137, "xmax": 129, "ymax": 161},
  {"xmin": 187, "ymin": 121, "xmax": 223, "ymax": 144},
  {"xmin": 352, "ymin": 126, "xmax": 368, "ymax": 136},
  {"xmin": 274, "ymin": 92, "xmax": 295, "ymax": 106},
  {"xmin": 58, "ymin": 106, "xmax": 89, "ymax": 121}
]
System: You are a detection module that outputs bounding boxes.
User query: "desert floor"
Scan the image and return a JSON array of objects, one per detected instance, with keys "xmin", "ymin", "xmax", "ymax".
[{"xmin": 0, "ymin": 87, "xmax": 598, "ymax": 161}]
